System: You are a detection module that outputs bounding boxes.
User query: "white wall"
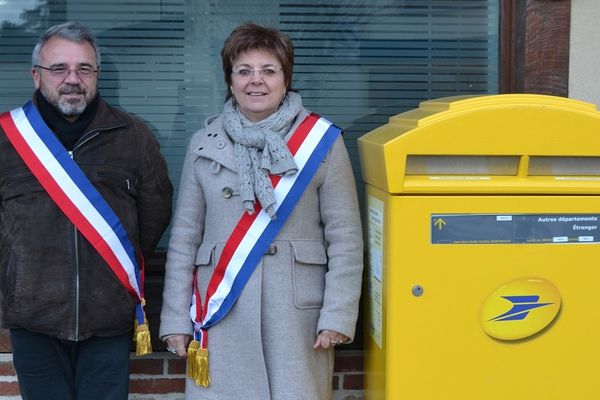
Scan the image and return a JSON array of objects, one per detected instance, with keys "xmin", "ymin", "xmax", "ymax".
[{"xmin": 569, "ymin": 0, "xmax": 600, "ymax": 107}]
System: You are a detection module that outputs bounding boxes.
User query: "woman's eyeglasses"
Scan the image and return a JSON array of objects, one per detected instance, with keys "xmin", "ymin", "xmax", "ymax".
[{"xmin": 232, "ymin": 67, "xmax": 282, "ymax": 78}]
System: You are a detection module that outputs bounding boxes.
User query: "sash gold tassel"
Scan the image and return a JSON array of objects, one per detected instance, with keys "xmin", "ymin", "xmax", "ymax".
[
  {"xmin": 187, "ymin": 340, "xmax": 210, "ymax": 387},
  {"xmin": 134, "ymin": 320, "xmax": 153, "ymax": 356}
]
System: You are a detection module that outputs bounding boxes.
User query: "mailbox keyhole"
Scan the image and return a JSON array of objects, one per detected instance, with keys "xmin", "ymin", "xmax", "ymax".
[{"xmin": 412, "ymin": 285, "xmax": 424, "ymax": 297}]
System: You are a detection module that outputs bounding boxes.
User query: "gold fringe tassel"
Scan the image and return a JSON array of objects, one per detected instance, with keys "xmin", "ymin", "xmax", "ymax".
[
  {"xmin": 187, "ymin": 340, "xmax": 210, "ymax": 387},
  {"xmin": 134, "ymin": 321, "xmax": 153, "ymax": 356},
  {"xmin": 187, "ymin": 340, "xmax": 199, "ymax": 378}
]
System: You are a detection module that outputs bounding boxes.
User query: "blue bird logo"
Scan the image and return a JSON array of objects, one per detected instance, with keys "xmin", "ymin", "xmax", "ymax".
[{"xmin": 489, "ymin": 295, "xmax": 553, "ymax": 321}]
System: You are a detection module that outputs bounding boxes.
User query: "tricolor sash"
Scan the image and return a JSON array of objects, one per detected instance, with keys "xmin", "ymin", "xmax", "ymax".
[
  {"xmin": 187, "ymin": 113, "xmax": 342, "ymax": 386},
  {"xmin": 0, "ymin": 101, "xmax": 152, "ymax": 355}
]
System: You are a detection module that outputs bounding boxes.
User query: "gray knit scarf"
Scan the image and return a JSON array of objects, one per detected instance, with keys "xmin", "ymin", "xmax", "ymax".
[{"xmin": 223, "ymin": 91, "xmax": 303, "ymax": 219}]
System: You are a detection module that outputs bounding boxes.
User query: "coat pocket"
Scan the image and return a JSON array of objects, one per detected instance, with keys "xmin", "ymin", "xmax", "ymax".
[
  {"xmin": 194, "ymin": 242, "xmax": 218, "ymax": 294},
  {"xmin": 291, "ymin": 241, "xmax": 327, "ymax": 309},
  {"xmin": 2, "ymin": 170, "xmax": 43, "ymax": 202},
  {"xmin": 95, "ymin": 170, "xmax": 139, "ymax": 198},
  {"xmin": 195, "ymin": 242, "xmax": 217, "ymax": 267}
]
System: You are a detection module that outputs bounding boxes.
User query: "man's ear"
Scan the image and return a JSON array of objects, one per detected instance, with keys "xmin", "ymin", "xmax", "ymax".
[{"xmin": 32, "ymin": 68, "xmax": 41, "ymax": 89}]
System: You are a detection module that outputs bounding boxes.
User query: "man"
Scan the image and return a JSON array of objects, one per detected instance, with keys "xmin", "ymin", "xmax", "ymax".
[{"xmin": 0, "ymin": 22, "xmax": 173, "ymax": 399}]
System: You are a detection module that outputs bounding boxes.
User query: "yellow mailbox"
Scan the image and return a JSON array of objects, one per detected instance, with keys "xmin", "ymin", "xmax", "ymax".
[{"xmin": 358, "ymin": 94, "xmax": 600, "ymax": 400}]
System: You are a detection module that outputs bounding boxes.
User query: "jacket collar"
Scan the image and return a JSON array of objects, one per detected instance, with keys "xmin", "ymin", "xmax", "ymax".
[
  {"xmin": 31, "ymin": 93, "xmax": 128, "ymax": 137},
  {"xmin": 85, "ymin": 97, "xmax": 128, "ymax": 134},
  {"xmin": 192, "ymin": 114, "xmax": 238, "ymax": 172}
]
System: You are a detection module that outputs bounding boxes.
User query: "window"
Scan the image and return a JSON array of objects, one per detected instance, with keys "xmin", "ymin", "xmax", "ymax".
[
  {"xmin": 0, "ymin": 0, "xmax": 500, "ymax": 349},
  {"xmin": 0, "ymin": 0, "xmax": 500, "ymax": 248}
]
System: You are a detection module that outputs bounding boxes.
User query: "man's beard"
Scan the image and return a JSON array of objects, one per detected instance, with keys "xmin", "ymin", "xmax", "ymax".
[{"xmin": 41, "ymin": 84, "xmax": 89, "ymax": 117}]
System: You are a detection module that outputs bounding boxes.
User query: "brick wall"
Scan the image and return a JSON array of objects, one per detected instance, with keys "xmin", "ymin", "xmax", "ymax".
[{"xmin": 0, "ymin": 330, "xmax": 364, "ymax": 400}]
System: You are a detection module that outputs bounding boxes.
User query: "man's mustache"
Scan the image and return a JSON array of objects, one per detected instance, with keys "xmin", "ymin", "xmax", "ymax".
[{"xmin": 59, "ymin": 85, "xmax": 85, "ymax": 95}]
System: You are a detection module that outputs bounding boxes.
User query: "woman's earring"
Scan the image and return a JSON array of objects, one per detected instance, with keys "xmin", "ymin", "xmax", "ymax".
[
  {"xmin": 232, "ymin": 97, "xmax": 237, "ymax": 108},
  {"xmin": 280, "ymin": 92, "xmax": 287, "ymax": 106}
]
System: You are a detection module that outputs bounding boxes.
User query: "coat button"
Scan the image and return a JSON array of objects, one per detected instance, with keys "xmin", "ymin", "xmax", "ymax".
[
  {"xmin": 222, "ymin": 187, "xmax": 233, "ymax": 198},
  {"xmin": 216, "ymin": 140, "xmax": 225, "ymax": 149},
  {"xmin": 265, "ymin": 244, "xmax": 277, "ymax": 255}
]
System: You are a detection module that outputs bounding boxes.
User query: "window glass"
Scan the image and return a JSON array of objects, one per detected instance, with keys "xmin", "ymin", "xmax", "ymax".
[{"xmin": 0, "ymin": 0, "xmax": 499, "ymax": 248}]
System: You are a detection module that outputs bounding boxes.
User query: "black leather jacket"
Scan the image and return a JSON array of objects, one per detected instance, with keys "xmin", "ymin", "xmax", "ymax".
[{"xmin": 0, "ymin": 96, "xmax": 173, "ymax": 341}]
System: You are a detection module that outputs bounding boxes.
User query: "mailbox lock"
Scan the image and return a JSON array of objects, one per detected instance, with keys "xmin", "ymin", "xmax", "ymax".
[{"xmin": 412, "ymin": 285, "xmax": 424, "ymax": 297}]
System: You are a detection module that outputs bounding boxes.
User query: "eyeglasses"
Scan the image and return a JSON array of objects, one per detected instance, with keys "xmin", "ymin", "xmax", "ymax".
[
  {"xmin": 34, "ymin": 65, "xmax": 98, "ymax": 79},
  {"xmin": 232, "ymin": 67, "xmax": 282, "ymax": 78}
]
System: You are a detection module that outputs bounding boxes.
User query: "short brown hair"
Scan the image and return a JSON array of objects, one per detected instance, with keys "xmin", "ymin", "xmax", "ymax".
[{"xmin": 221, "ymin": 22, "xmax": 294, "ymax": 100}]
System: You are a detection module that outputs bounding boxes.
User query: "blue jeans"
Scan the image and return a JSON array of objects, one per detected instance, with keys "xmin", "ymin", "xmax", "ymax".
[{"xmin": 10, "ymin": 329, "xmax": 131, "ymax": 400}]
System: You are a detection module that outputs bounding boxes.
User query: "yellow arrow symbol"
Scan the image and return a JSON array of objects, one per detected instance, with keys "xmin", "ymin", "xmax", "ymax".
[{"xmin": 434, "ymin": 218, "xmax": 446, "ymax": 230}]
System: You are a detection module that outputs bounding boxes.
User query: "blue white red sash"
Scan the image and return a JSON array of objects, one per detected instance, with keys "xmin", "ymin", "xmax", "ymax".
[
  {"xmin": 187, "ymin": 113, "xmax": 341, "ymax": 386},
  {"xmin": 0, "ymin": 101, "xmax": 150, "ymax": 351}
]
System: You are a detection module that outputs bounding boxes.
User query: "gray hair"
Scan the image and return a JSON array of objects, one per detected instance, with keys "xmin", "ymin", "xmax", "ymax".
[{"xmin": 32, "ymin": 21, "xmax": 101, "ymax": 68}]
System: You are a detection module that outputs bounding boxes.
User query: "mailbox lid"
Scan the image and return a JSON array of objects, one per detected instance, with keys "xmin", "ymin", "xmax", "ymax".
[{"xmin": 358, "ymin": 94, "xmax": 600, "ymax": 194}]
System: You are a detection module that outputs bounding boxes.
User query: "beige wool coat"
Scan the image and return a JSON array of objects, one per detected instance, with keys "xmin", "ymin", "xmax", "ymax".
[{"xmin": 159, "ymin": 107, "xmax": 363, "ymax": 400}]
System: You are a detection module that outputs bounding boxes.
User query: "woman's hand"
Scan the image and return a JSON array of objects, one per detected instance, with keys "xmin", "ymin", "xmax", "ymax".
[
  {"xmin": 164, "ymin": 334, "xmax": 192, "ymax": 357},
  {"xmin": 313, "ymin": 329, "xmax": 349, "ymax": 350}
]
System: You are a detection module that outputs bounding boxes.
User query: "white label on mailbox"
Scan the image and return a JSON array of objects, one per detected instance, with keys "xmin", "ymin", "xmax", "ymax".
[{"xmin": 367, "ymin": 195, "xmax": 384, "ymax": 349}]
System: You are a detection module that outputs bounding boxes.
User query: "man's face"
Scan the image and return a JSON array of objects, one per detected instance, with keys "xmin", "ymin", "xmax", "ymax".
[{"xmin": 32, "ymin": 37, "xmax": 99, "ymax": 121}]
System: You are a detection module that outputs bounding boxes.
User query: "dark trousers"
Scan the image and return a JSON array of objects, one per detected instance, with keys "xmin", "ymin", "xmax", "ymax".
[{"xmin": 10, "ymin": 329, "xmax": 131, "ymax": 400}]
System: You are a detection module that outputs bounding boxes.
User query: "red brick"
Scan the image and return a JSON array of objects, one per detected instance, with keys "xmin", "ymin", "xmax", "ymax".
[
  {"xmin": 0, "ymin": 362, "xmax": 16, "ymax": 376},
  {"xmin": 168, "ymin": 358, "xmax": 186, "ymax": 374},
  {"xmin": 339, "ymin": 395, "xmax": 364, "ymax": 400},
  {"xmin": 0, "ymin": 381, "xmax": 20, "ymax": 395},
  {"xmin": 343, "ymin": 373, "xmax": 364, "ymax": 390},
  {"xmin": 129, "ymin": 358, "xmax": 163, "ymax": 375},
  {"xmin": 334, "ymin": 352, "xmax": 363, "ymax": 372},
  {"xmin": 0, "ymin": 329, "xmax": 11, "ymax": 352},
  {"xmin": 129, "ymin": 377, "xmax": 185, "ymax": 394}
]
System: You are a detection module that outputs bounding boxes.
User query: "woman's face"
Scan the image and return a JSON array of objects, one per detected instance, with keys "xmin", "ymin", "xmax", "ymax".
[{"xmin": 230, "ymin": 48, "xmax": 286, "ymax": 122}]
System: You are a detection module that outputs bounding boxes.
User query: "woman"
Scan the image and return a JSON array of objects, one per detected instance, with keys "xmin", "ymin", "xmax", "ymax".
[{"xmin": 159, "ymin": 22, "xmax": 363, "ymax": 400}]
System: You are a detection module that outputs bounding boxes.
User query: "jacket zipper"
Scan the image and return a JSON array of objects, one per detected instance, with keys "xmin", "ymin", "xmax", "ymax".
[
  {"xmin": 73, "ymin": 214, "xmax": 80, "ymax": 341},
  {"xmin": 73, "ymin": 130, "xmax": 101, "ymax": 152},
  {"xmin": 68, "ymin": 150, "xmax": 81, "ymax": 341},
  {"xmin": 72, "ymin": 119, "xmax": 127, "ymax": 153},
  {"xmin": 67, "ymin": 121, "xmax": 127, "ymax": 340}
]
